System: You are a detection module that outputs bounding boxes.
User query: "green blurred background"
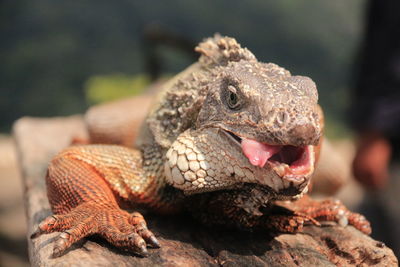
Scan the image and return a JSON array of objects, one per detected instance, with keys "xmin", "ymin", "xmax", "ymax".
[{"xmin": 1, "ymin": 0, "xmax": 366, "ymax": 137}]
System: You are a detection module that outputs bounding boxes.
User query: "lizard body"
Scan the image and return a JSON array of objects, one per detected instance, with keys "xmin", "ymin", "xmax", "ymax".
[{"xmin": 32, "ymin": 36, "xmax": 370, "ymax": 257}]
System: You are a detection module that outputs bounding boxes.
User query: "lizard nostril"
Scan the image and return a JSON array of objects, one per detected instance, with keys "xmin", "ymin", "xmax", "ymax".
[
  {"xmin": 274, "ymin": 111, "xmax": 289, "ymax": 127},
  {"xmin": 289, "ymin": 124, "xmax": 318, "ymax": 145}
]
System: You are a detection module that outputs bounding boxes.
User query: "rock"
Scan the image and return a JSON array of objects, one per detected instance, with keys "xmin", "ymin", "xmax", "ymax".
[{"xmin": 13, "ymin": 116, "xmax": 398, "ymax": 266}]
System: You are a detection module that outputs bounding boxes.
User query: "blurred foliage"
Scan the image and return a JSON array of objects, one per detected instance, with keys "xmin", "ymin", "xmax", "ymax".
[
  {"xmin": 85, "ymin": 74, "xmax": 150, "ymax": 105},
  {"xmin": 0, "ymin": 0, "xmax": 366, "ymax": 135}
]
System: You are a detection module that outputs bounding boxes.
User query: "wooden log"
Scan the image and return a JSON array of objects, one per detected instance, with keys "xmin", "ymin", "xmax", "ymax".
[{"xmin": 13, "ymin": 116, "xmax": 398, "ymax": 266}]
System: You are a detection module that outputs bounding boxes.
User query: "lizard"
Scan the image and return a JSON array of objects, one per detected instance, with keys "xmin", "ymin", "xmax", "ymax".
[{"xmin": 31, "ymin": 35, "xmax": 371, "ymax": 257}]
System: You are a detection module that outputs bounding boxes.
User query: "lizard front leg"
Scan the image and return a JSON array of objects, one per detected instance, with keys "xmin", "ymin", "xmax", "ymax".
[{"xmin": 32, "ymin": 145, "xmax": 181, "ymax": 257}]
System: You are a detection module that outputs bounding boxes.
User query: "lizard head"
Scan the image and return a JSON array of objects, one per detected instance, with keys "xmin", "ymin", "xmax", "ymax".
[{"xmin": 164, "ymin": 36, "xmax": 322, "ymax": 200}]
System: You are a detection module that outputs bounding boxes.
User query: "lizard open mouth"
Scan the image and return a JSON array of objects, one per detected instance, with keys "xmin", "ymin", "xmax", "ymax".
[{"xmin": 224, "ymin": 130, "xmax": 314, "ymax": 179}]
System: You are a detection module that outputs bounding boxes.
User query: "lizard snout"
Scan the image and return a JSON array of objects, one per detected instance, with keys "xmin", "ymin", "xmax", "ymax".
[{"xmin": 287, "ymin": 123, "xmax": 320, "ymax": 146}]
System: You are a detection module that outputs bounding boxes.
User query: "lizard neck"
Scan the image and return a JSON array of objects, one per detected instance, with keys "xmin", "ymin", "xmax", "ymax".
[{"xmin": 140, "ymin": 143, "xmax": 186, "ymax": 213}]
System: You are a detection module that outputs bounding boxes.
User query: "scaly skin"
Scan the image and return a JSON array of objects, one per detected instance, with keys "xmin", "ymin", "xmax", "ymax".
[{"xmin": 32, "ymin": 36, "xmax": 371, "ymax": 257}]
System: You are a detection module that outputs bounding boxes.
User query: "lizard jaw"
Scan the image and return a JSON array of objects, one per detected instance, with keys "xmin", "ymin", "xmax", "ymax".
[
  {"xmin": 267, "ymin": 145, "xmax": 314, "ymax": 180},
  {"xmin": 223, "ymin": 130, "xmax": 315, "ymax": 181}
]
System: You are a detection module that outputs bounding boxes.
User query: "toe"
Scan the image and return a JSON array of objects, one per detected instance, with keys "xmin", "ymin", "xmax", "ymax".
[
  {"xmin": 128, "ymin": 232, "xmax": 149, "ymax": 256},
  {"xmin": 52, "ymin": 232, "xmax": 71, "ymax": 257},
  {"xmin": 31, "ymin": 214, "xmax": 74, "ymax": 238},
  {"xmin": 102, "ymin": 228, "xmax": 149, "ymax": 257},
  {"xmin": 52, "ymin": 217, "xmax": 95, "ymax": 257},
  {"xmin": 348, "ymin": 213, "xmax": 371, "ymax": 235},
  {"xmin": 135, "ymin": 227, "xmax": 160, "ymax": 248},
  {"xmin": 140, "ymin": 229, "xmax": 160, "ymax": 248},
  {"xmin": 31, "ymin": 215, "xmax": 58, "ymax": 238},
  {"xmin": 128, "ymin": 212, "xmax": 160, "ymax": 248}
]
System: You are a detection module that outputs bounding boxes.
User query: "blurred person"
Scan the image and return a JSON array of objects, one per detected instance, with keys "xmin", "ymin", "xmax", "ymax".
[{"xmin": 351, "ymin": 0, "xmax": 400, "ymax": 257}]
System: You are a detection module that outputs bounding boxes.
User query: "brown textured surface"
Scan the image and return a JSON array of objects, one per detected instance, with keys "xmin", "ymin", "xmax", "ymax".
[{"xmin": 14, "ymin": 116, "xmax": 398, "ymax": 266}]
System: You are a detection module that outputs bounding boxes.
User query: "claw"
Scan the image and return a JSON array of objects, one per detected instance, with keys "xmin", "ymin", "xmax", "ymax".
[
  {"xmin": 52, "ymin": 232, "xmax": 70, "ymax": 258},
  {"xmin": 31, "ymin": 215, "xmax": 58, "ymax": 239},
  {"xmin": 30, "ymin": 228, "xmax": 43, "ymax": 239},
  {"xmin": 138, "ymin": 228, "xmax": 160, "ymax": 248},
  {"xmin": 149, "ymin": 235, "xmax": 161, "ymax": 248},
  {"xmin": 127, "ymin": 232, "xmax": 150, "ymax": 256},
  {"xmin": 52, "ymin": 246, "xmax": 64, "ymax": 258},
  {"xmin": 137, "ymin": 244, "xmax": 149, "ymax": 257}
]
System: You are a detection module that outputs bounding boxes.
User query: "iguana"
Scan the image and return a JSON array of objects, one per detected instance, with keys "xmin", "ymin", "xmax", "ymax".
[{"xmin": 31, "ymin": 36, "xmax": 371, "ymax": 257}]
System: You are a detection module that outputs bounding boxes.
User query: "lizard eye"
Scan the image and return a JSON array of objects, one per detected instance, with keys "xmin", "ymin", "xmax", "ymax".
[{"xmin": 226, "ymin": 86, "xmax": 241, "ymax": 110}]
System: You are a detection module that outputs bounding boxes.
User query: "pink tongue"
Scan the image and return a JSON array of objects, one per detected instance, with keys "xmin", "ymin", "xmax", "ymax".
[{"xmin": 241, "ymin": 139, "xmax": 281, "ymax": 168}]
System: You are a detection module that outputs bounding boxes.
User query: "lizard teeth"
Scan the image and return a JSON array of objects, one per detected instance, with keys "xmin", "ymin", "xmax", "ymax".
[
  {"xmin": 272, "ymin": 164, "xmax": 289, "ymax": 177},
  {"xmin": 267, "ymin": 145, "xmax": 314, "ymax": 180}
]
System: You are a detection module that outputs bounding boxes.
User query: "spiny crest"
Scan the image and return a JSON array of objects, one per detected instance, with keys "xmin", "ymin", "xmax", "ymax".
[{"xmin": 195, "ymin": 35, "xmax": 257, "ymax": 66}]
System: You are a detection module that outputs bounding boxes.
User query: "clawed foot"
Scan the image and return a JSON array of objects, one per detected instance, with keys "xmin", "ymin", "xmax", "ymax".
[
  {"xmin": 276, "ymin": 196, "xmax": 371, "ymax": 235},
  {"xmin": 299, "ymin": 198, "xmax": 371, "ymax": 235},
  {"xmin": 31, "ymin": 203, "xmax": 160, "ymax": 257}
]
